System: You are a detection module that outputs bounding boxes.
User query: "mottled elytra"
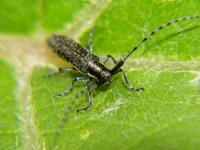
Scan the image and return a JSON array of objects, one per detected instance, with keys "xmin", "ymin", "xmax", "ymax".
[{"xmin": 47, "ymin": 15, "xmax": 199, "ymax": 133}]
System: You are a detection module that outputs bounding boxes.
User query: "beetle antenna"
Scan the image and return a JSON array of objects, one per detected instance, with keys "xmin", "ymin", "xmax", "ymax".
[
  {"xmin": 122, "ymin": 15, "xmax": 199, "ymax": 61},
  {"xmin": 52, "ymin": 88, "xmax": 87, "ymax": 148}
]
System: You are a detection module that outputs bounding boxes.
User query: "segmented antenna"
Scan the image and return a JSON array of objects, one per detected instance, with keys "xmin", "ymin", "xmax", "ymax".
[
  {"xmin": 52, "ymin": 88, "xmax": 87, "ymax": 148},
  {"xmin": 122, "ymin": 15, "xmax": 199, "ymax": 61},
  {"xmin": 54, "ymin": 88, "xmax": 86, "ymax": 136}
]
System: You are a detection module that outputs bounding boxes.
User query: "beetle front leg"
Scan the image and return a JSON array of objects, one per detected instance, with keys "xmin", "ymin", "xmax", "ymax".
[
  {"xmin": 116, "ymin": 68, "xmax": 144, "ymax": 92},
  {"xmin": 103, "ymin": 55, "xmax": 118, "ymax": 65},
  {"xmin": 77, "ymin": 81, "xmax": 98, "ymax": 112}
]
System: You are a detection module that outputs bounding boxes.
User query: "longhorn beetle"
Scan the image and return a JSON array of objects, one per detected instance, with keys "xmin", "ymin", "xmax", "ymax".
[{"xmin": 47, "ymin": 15, "xmax": 199, "ymax": 133}]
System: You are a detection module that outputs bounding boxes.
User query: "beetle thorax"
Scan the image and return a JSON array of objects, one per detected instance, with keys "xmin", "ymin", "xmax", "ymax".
[{"xmin": 87, "ymin": 62, "xmax": 112, "ymax": 85}]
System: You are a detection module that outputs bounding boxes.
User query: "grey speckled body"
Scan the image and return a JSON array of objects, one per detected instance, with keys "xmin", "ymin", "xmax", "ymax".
[{"xmin": 47, "ymin": 34, "xmax": 112, "ymax": 85}]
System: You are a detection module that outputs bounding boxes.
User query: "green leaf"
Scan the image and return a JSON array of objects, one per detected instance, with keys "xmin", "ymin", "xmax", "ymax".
[
  {"xmin": 0, "ymin": 61, "xmax": 23, "ymax": 149},
  {"xmin": 32, "ymin": 66, "xmax": 200, "ymax": 150},
  {"xmin": 0, "ymin": 0, "xmax": 87, "ymax": 34},
  {"xmin": 0, "ymin": 0, "xmax": 200, "ymax": 150}
]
